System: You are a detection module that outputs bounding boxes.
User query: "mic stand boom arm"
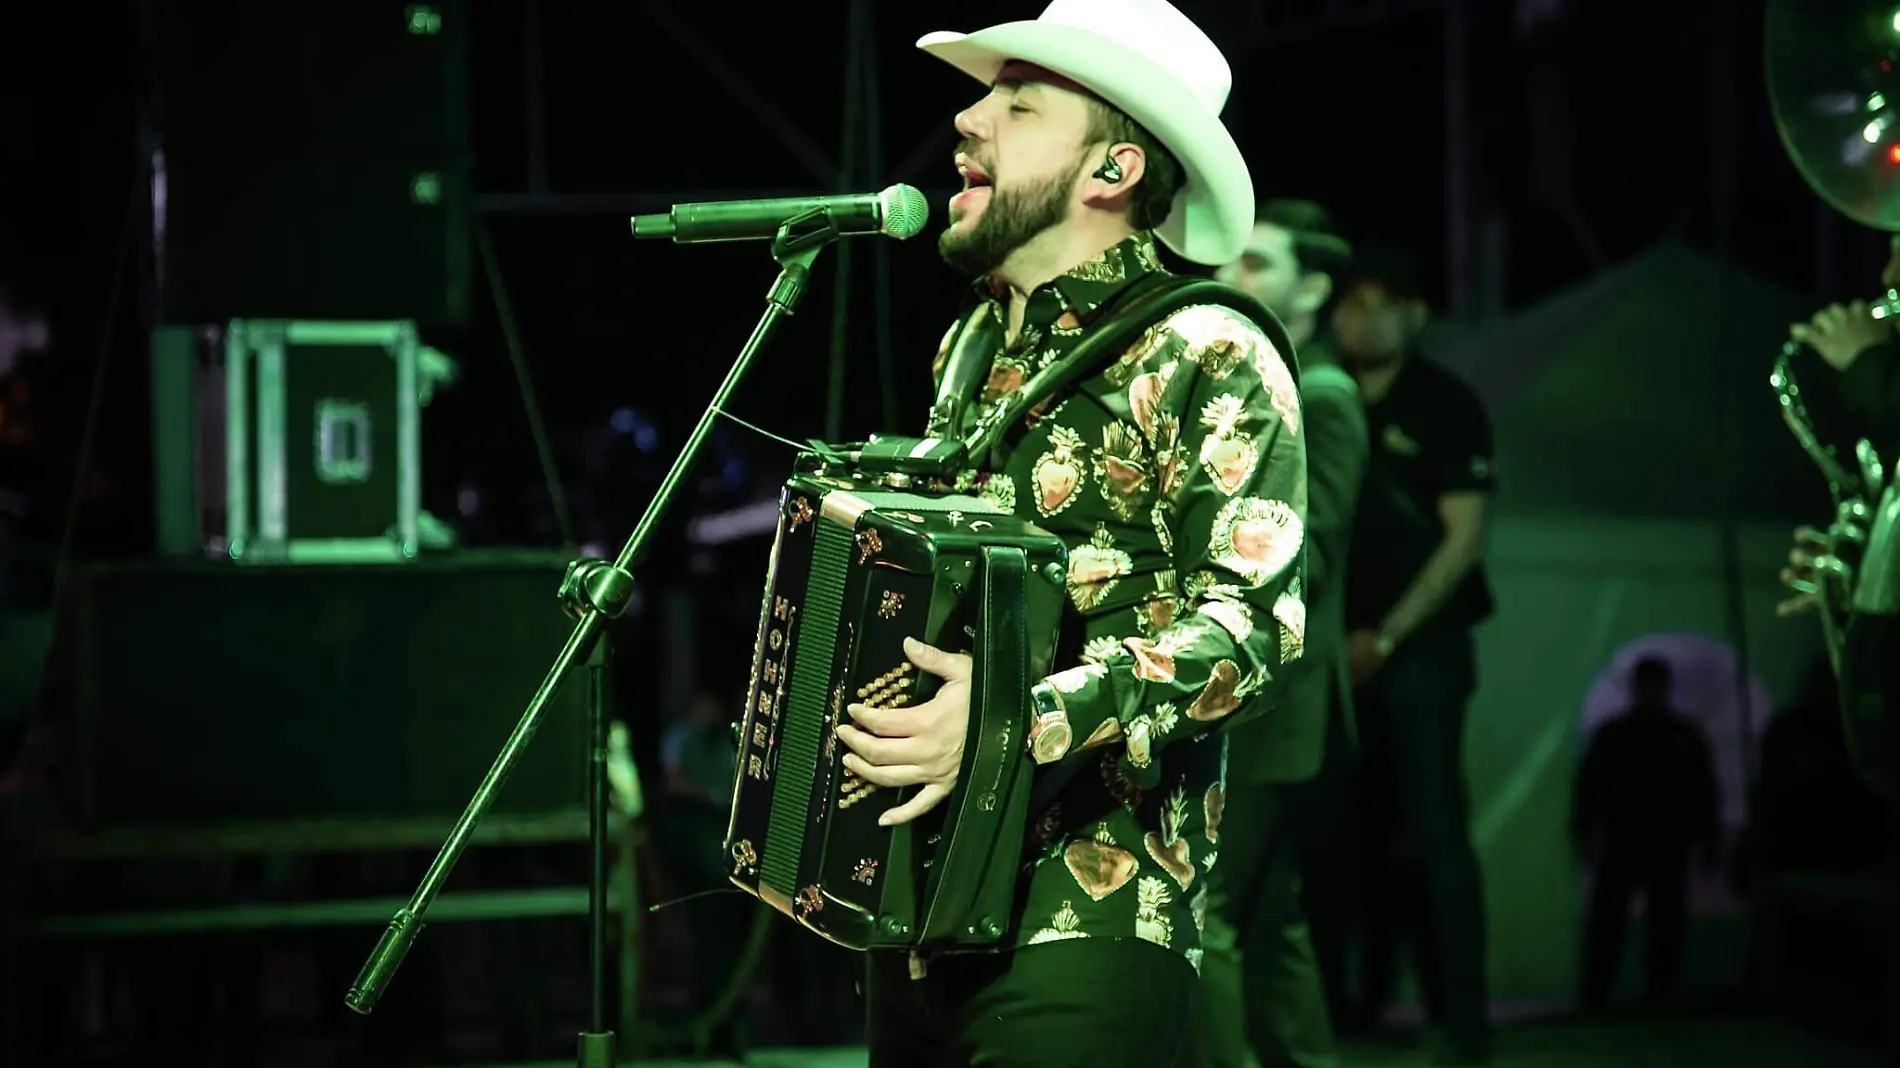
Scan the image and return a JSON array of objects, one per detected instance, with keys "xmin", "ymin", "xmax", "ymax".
[{"xmin": 344, "ymin": 211, "xmax": 844, "ymax": 1068}]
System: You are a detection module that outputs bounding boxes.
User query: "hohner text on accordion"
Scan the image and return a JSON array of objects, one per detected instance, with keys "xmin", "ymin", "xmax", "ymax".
[{"xmin": 744, "ymin": 595, "xmax": 798, "ymax": 785}]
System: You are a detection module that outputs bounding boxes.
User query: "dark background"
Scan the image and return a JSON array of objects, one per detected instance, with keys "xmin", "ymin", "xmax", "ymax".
[{"xmin": 1, "ymin": 1, "xmax": 1896, "ymax": 1064}]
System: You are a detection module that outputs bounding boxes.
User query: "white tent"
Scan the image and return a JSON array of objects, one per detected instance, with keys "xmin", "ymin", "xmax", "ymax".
[{"xmin": 1427, "ymin": 242, "xmax": 1833, "ymax": 999}]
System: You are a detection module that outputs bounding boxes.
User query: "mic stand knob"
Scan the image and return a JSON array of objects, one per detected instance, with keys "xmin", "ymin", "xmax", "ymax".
[{"xmin": 560, "ymin": 558, "xmax": 637, "ymax": 620}]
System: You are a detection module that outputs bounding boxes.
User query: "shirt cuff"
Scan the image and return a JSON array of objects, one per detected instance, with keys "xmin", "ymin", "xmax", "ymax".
[{"xmin": 1034, "ymin": 663, "xmax": 1123, "ymax": 764}]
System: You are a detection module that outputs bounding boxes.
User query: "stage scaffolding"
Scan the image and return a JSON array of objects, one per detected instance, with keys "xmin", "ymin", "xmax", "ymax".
[{"xmin": 483, "ymin": 0, "xmax": 1476, "ymax": 431}]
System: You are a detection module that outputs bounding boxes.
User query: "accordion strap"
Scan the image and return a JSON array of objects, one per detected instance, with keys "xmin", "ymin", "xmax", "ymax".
[
  {"xmin": 927, "ymin": 275, "xmax": 1298, "ymax": 469},
  {"xmin": 919, "ymin": 543, "xmax": 1036, "ymax": 942}
]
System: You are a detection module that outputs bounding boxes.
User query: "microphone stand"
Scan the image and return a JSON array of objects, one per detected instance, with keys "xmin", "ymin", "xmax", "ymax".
[{"xmin": 344, "ymin": 211, "xmax": 844, "ymax": 1068}]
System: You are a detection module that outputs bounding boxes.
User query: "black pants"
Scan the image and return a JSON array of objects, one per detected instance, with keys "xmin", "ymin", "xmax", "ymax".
[
  {"xmin": 1356, "ymin": 627, "xmax": 1489, "ymax": 1049},
  {"xmin": 866, "ymin": 938, "xmax": 1197, "ymax": 1068},
  {"xmin": 1290, "ymin": 709, "xmax": 1364, "ymax": 1030},
  {"xmin": 1581, "ymin": 852, "xmax": 1689, "ymax": 1008},
  {"xmin": 1182, "ymin": 780, "xmax": 1339, "ymax": 1068}
]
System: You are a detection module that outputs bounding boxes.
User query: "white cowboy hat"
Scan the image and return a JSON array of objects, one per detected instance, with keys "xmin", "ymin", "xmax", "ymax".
[{"xmin": 917, "ymin": 0, "xmax": 1253, "ymax": 266}]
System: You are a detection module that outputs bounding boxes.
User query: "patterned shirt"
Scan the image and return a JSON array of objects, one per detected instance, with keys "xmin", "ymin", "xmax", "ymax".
[{"xmin": 928, "ymin": 232, "xmax": 1308, "ymax": 971}]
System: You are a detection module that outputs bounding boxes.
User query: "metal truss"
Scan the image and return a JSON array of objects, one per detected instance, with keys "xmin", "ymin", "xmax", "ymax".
[
  {"xmin": 1196, "ymin": 0, "xmax": 1474, "ymax": 318},
  {"xmin": 1225, "ymin": 0, "xmax": 1449, "ymax": 49},
  {"xmin": 492, "ymin": 0, "xmax": 929, "ymax": 438},
  {"xmin": 487, "ymin": 0, "xmax": 956, "ymax": 215},
  {"xmin": 487, "ymin": 0, "xmax": 1454, "ymax": 213},
  {"xmin": 491, "ymin": 0, "xmax": 1474, "ymax": 328},
  {"xmin": 496, "ymin": 0, "xmax": 832, "ymax": 211}
]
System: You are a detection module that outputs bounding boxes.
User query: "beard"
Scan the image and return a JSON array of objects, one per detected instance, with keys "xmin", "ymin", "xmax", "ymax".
[{"xmin": 939, "ymin": 156, "xmax": 1085, "ymax": 278}]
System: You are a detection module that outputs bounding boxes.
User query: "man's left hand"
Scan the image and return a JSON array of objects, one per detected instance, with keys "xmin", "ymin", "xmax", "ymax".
[
  {"xmin": 1777, "ymin": 524, "xmax": 1832, "ymax": 617},
  {"xmin": 835, "ymin": 636, "xmax": 971, "ymax": 827},
  {"xmin": 1791, "ymin": 300, "xmax": 1892, "ymax": 372},
  {"xmin": 1347, "ymin": 629, "xmax": 1388, "ymax": 684}
]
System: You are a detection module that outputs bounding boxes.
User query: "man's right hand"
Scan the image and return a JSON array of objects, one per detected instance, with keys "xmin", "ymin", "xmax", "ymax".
[{"xmin": 1777, "ymin": 525, "xmax": 1836, "ymax": 617}]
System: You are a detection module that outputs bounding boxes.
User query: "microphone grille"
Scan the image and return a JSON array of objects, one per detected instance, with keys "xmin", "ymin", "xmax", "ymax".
[{"xmin": 877, "ymin": 184, "xmax": 931, "ymax": 240}]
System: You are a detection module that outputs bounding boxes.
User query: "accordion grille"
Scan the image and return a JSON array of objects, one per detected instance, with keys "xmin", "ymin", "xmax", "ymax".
[{"xmin": 760, "ymin": 518, "xmax": 852, "ymax": 896}]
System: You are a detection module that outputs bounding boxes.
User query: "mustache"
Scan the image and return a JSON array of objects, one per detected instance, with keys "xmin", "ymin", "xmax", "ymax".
[{"xmin": 956, "ymin": 138, "xmax": 995, "ymax": 176}]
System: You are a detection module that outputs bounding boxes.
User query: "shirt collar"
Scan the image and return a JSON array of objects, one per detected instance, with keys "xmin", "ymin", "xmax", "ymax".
[{"xmin": 972, "ymin": 231, "xmax": 1167, "ymax": 323}]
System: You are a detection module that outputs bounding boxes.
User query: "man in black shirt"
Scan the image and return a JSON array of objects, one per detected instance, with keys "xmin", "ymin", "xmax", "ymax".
[{"xmin": 1334, "ymin": 245, "xmax": 1494, "ymax": 1064}]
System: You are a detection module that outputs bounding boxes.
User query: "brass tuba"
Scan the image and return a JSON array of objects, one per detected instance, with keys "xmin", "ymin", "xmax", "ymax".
[
  {"xmin": 1770, "ymin": 317, "xmax": 1890, "ymax": 671},
  {"xmin": 1767, "ymin": 0, "xmax": 1900, "ymax": 790},
  {"xmin": 1766, "ymin": 0, "xmax": 1900, "ymax": 640}
]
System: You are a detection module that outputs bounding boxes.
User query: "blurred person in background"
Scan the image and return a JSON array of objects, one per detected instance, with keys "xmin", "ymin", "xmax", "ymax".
[
  {"xmin": 1736, "ymin": 659, "xmax": 1892, "ymax": 1031},
  {"xmin": 1571, "ymin": 656, "xmax": 1720, "ymax": 1012},
  {"xmin": 1335, "ymin": 245, "xmax": 1495, "ymax": 1065},
  {"xmin": 1740, "ymin": 660, "xmax": 1891, "ymax": 887},
  {"xmin": 0, "ymin": 283, "xmax": 49, "ymax": 778},
  {"xmin": 1184, "ymin": 200, "xmax": 1364, "ymax": 1068},
  {"xmin": 657, "ymin": 687, "xmax": 749, "ymax": 1057},
  {"xmin": 0, "ymin": 284, "xmax": 48, "ymax": 535}
]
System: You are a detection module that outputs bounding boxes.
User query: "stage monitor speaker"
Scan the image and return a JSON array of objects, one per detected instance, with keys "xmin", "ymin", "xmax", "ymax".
[
  {"xmin": 64, "ymin": 551, "xmax": 594, "ymax": 826},
  {"xmin": 141, "ymin": 2, "xmax": 472, "ymax": 326}
]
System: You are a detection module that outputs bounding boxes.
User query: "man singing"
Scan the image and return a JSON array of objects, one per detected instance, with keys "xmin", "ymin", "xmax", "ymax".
[
  {"xmin": 1335, "ymin": 246, "xmax": 1495, "ymax": 1064},
  {"xmin": 833, "ymin": 2, "xmax": 1307, "ymax": 1065},
  {"xmin": 1181, "ymin": 200, "xmax": 1365, "ymax": 1068}
]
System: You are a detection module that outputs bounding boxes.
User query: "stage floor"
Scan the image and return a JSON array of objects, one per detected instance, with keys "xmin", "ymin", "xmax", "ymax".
[{"xmin": 442, "ymin": 1014, "xmax": 1883, "ymax": 1068}]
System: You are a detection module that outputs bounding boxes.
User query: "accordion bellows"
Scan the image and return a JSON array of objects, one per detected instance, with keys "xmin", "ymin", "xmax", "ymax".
[{"xmin": 725, "ymin": 473, "xmax": 1068, "ymax": 951}]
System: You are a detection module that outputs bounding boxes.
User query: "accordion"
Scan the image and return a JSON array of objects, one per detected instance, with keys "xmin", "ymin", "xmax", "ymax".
[{"xmin": 724, "ymin": 468, "xmax": 1068, "ymax": 951}]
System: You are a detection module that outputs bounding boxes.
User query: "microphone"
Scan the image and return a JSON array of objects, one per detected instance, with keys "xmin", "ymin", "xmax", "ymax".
[{"xmin": 630, "ymin": 184, "xmax": 930, "ymax": 244}]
